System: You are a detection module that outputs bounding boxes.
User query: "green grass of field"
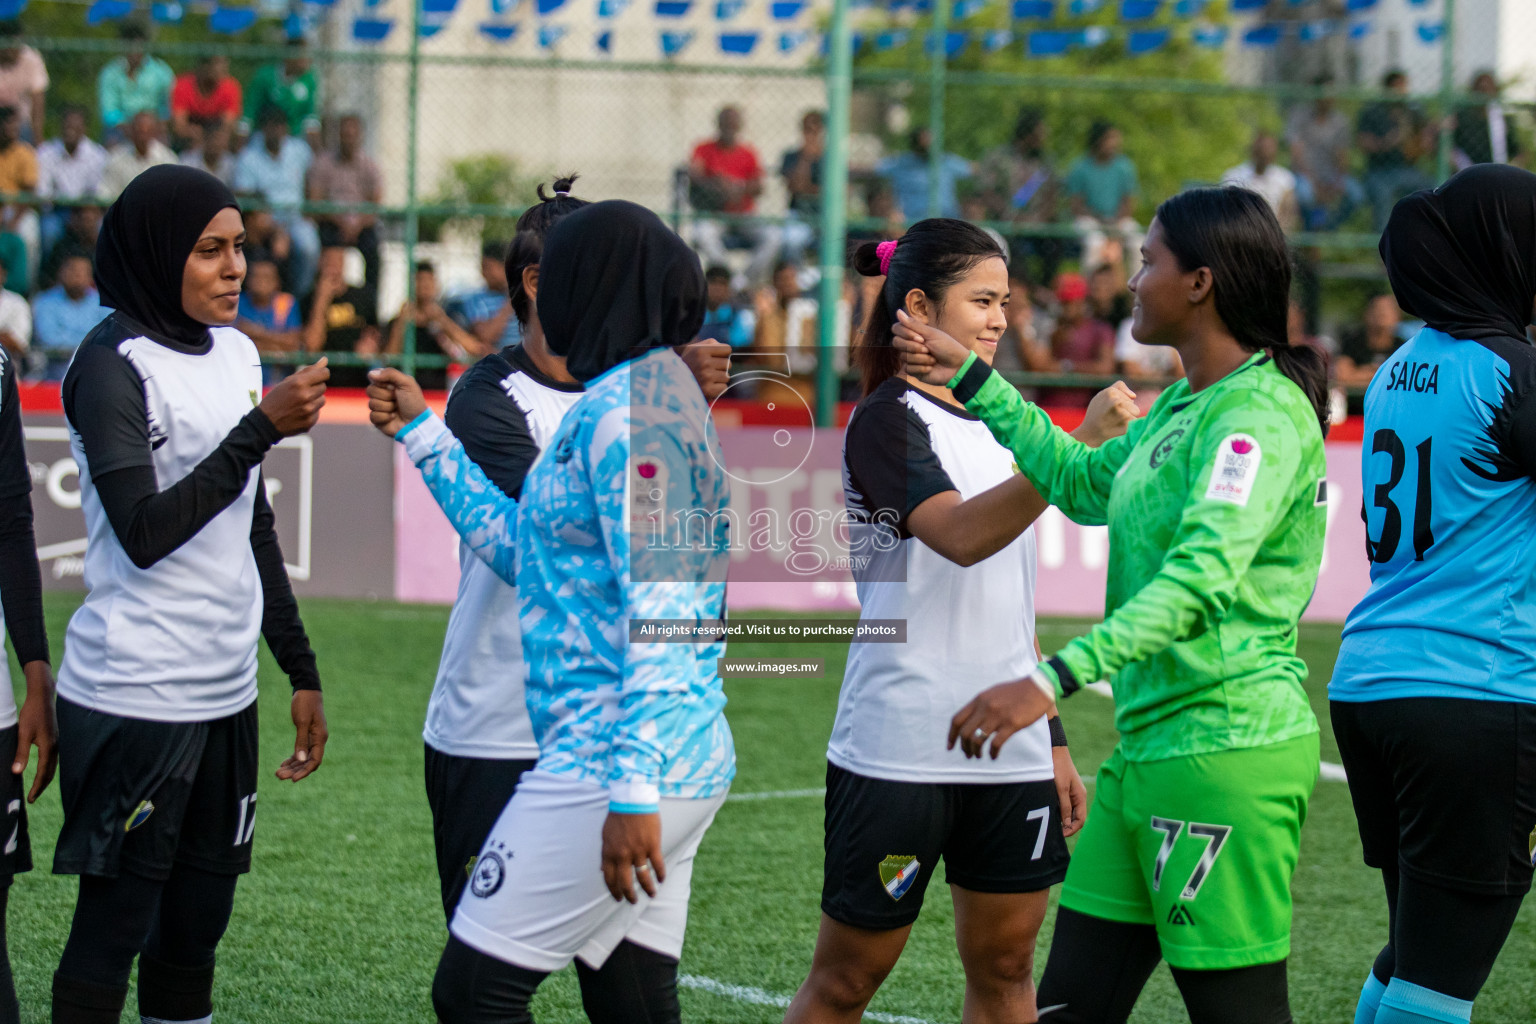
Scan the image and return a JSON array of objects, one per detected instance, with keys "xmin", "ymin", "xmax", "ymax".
[{"xmin": 4, "ymin": 594, "xmax": 1534, "ymax": 1022}]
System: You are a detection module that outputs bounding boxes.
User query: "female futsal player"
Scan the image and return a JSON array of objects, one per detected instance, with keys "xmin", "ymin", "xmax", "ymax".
[
  {"xmin": 785, "ymin": 217, "xmax": 1137, "ymax": 1024},
  {"xmin": 50, "ymin": 165, "xmax": 329, "ymax": 1024},
  {"xmin": 898, "ymin": 186, "xmax": 1329, "ymax": 1024}
]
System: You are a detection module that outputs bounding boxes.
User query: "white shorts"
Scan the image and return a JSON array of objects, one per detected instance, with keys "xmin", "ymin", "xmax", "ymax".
[{"xmin": 448, "ymin": 768, "xmax": 726, "ymax": 973}]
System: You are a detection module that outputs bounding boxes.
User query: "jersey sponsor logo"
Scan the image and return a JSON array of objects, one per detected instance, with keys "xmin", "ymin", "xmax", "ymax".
[
  {"xmin": 1166, "ymin": 903, "xmax": 1197, "ymax": 926},
  {"xmin": 125, "ymin": 799, "xmax": 155, "ymax": 832},
  {"xmin": 469, "ymin": 841, "xmax": 510, "ymax": 898},
  {"xmin": 629, "ymin": 457, "xmax": 669, "ymax": 536},
  {"xmin": 1204, "ymin": 434, "xmax": 1262, "ymax": 507},
  {"xmin": 1384, "ymin": 360, "xmax": 1440, "ymax": 395},
  {"xmin": 1148, "ymin": 429, "xmax": 1185, "ymax": 469},
  {"xmin": 878, "ymin": 854, "xmax": 920, "ymax": 901}
]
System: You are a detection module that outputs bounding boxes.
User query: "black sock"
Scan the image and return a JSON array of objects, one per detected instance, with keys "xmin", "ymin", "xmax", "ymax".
[
  {"xmin": 51, "ymin": 971, "xmax": 129, "ymax": 1024},
  {"xmin": 138, "ymin": 953, "xmax": 215, "ymax": 1022},
  {"xmin": 432, "ymin": 936, "xmax": 546, "ymax": 1024},
  {"xmin": 1169, "ymin": 961, "xmax": 1292, "ymax": 1024},
  {"xmin": 575, "ymin": 941, "xmax": 681, "ymax": 1024},
  {"xmin": 0, "ymin": 884, "xmax": 15, "ymax": 1024}
]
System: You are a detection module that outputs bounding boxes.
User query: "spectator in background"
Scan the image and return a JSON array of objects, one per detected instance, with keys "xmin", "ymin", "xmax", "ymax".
[
  {"xmin": 1042, "ymin": 271, "xmax": 1116, "ymax": 406},
  {"xmin": 1287, "ymin": 75, "xmax": 1363, "ymax": 231},
  {"xmin": 0, "ymin": 22, "xmax": 45, "ymax": 144},
  {"xmin": 449, "ymin": 240, "xmax": 518, "ymax": 352},
  {"xmin": 235, "ymin": 105, "xmax": 318, "ymax": 297},
  {"xmin": 1357, "ymin": 69, "xmax": 1435, "ymax": 231},
  {"xmin": 31, "ymin": 253, "xmax": 106, "ymax": 379},
  {"xmin": 1336, "ymin": 292, "xmax": 1404, "ymax": 388},
  {"xmin": 170, "ymin": 54, "xmax": 241, "ymax": 151},
  {"xmin": 1453, "ymin": 71, "xmax": 1522, "ymax": 171},
  {"xmin": 179, "ymin": 120, "xmax": 235, "ymax": 186},
  {"xmin": 1087, "ymin": 261, "xmax": 1131, "ymax": 330},
  {"xmin": 1222, "ymin": 130, "xmax": 1299, "ymax": 230},
  {"xmin": 385, "ymin": 261, "xmax": 480, "ymax": 391},
  {"xmin": 97, "ymin": 109, "xmax": 175, "ymax": 202},
  {"xmin": 752, "ymin": 260, "xmax": 819, "ymax": 403},
  {"xmin": 96, "ymin": 21, "xmax": 173, "ymax": 143},
  {"xmin": 243, "ymin": 36, "xmax": 320, "ymax": 148},
  {"xmin": 37, "ymin": 105, "xmax": 106, "ymax": 257},
  {"xmin": 303, "ymin": 245, "xmax": 377, "ymax": 388},
  {"xmin": 690, "ymin": 105, "xmax": 783, "ymax": 287},
  {"xmin": 237, "ymin": 256, "xmax": 302, "ymax": 381},
  {"xmin": 977, "ymin": 106, "xmax": 1061, "ymax": 283},
  {"xmin": 697, "ymin": 263, "xmax": 755, "ymax": 350},
  {"xmin": 1287, "ymin": 297, "xmax": 1335, "ymax": 359},
  {"xmin": 778, "ymin": 109, "xmax": 823, "ymax": 263},
  {"xmin": 1064, "ymin": 120, "xmax": 1142, "ymax": 275},
  {"xmin": 0, "ymin": 106, "xmax": 37, "ymax": 293},
  {"xmin": 243, "ymin": 206, "xmax": 293, "ymax": 287},
  {"xmin": 0, "ymin": 259, "xmax": 29, "ymax": 361},
  {"xmin": 38, "ymin": 202, "xmax": 99, "ymax": 290},
  {"xmin": 308, "ymin": 113, "xmax": 382, "ymax": 296},
  {"xmin": 876, "ymin": 127, "xmax": 971, "ymax": 221},
  {"xmin": 991, "ymin": 270, "xmax": 1040, "ymax": 374}
]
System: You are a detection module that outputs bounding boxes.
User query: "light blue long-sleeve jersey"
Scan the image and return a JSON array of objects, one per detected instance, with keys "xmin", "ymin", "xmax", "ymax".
[{"xmin": 397, "ymin": 347, "xmax": 735, "ymax": 813}]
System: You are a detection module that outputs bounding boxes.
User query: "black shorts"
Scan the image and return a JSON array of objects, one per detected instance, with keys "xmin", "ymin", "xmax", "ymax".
[
  {"xmin": 423, "ymin": 743, "xmax": 534, "ymax": 922},
  {"xmin": 821, "ymin": 762, "xmax": 1070, "ymax": 931},
  {"xmin": 0, "ymin": 726, "xmax": 30, "ymax": 879},
  {"xmin": 1332, "ymin": 697, "xmax": 1536, "ymax": 896},
  {"xmin": 53, "ymin": 697, "xmax": 260, "ymax": 881}
]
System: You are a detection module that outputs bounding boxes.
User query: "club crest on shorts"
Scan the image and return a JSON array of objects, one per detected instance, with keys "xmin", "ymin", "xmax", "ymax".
[
  {"xmin": 1528, "ymin": 825, "xmax": 1535, "ymax": 866},
  {"xmin": 878, "ymin": 855, "xmax": 920, "ymax": 901},
  {"xmin": 469, "ymin": 840, "xmax": 509, "ymax": 898},
  {"xmin": 125, "ymin": 799, "xmax": 154, "ymax": 832}
]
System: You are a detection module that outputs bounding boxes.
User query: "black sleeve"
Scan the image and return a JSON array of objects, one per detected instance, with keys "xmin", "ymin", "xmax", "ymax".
[
  {"xmin": 71, "ymin": 344, "xmax": 284, "ymax": 570},
  {"xmin": 444, "ymin": 370, "xmax": 541, "ymax": 500},
  {"xmin": 0, "ymin": 359, "xmax": 46, "ymax": 665},
  {"xmin": 250, "ymin": 475, "xmax": 319, "ymax": 691},
  {"xmin": 843, "ymin": 390, "xmax": 956, "ymax": 536}
]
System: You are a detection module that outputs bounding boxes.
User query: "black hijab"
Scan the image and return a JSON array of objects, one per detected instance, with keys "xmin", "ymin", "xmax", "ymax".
[
  {"xmin": 1380, "ymin": 163, "xmax": 1536, "ymax": 344},
  {"xmin": 538, "ymin": 200, "xmax": 706, "ymax": 382},
  {"xmin": 95, "ymin": 164, "xmax": 241, "ymax": 347}
]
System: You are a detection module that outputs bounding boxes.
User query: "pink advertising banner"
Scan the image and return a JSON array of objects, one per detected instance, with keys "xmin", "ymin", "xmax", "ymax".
[{"xmin": 395, "ymin": 429, "xmax": 1371, "ymax": 623}]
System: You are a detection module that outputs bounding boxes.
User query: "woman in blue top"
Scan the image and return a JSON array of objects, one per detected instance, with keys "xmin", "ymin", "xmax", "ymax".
[{"xmin": 1330, "ymin": 165, "xmax": 1536, "ymax": 1024}]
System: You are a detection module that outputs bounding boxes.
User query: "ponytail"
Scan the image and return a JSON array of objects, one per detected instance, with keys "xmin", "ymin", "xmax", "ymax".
[
  {"xmin": 1156, "ymin": 186, "xmax": 1329, "ymax": 436},
  {"xmin": 506, "ymin": 173, "xmax": 588, "ymax": 327},
  {"xmin": 850, "ymin": 218, "xmax": 1006, "ymax": 396}
]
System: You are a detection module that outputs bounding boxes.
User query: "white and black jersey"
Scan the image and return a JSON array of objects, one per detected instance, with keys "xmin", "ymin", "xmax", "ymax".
[
  {"xmin": 424, "ymin": 346, "xmax": 584, "ymax": 760},
  {"xmin": 58, "ymin": 313, "xmax": 317, "ymax": 723},
  {"xmin": 830, "ymin": 377, "xmax": 1051, "ymax": 783},
  {"xmin": 0, "ymin": 348, "xmax": 49, "ymax": 730}
]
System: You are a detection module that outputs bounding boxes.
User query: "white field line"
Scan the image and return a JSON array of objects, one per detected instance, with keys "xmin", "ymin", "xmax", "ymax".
[
  {"xmin": 1081, "ymin": 679, "xmax": 1348, "ymax": 781},
  {"xmin": 678, "ymin": 973, "xmax": 944, "ymax": 1024}
]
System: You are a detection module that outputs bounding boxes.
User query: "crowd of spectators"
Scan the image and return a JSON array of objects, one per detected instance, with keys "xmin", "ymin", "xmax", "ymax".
[{"xmin": 0, "ymin": 19, "xmax": 533, "ymax": 385}]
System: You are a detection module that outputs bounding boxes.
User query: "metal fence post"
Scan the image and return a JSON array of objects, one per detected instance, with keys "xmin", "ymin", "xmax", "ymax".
[
  {"xmin": 816, "ymin": 0, "xmax": 852, "ymax": 429},
  {"xmin": 926, "ymin": 0, "xmax": 949, "ymax": 218},
  {"xmin": 402, "ymin": 0, "xmax": 424, "ymax": 377}
]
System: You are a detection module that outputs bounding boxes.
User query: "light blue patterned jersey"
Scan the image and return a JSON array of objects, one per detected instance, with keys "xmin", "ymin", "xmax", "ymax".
[{"xmin": 396, "ymin": 346, "xmax": 735, "ymax": 813}]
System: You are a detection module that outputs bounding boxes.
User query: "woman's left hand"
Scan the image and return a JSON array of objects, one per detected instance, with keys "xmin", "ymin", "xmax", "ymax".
[
  {"xmin": 949, "ymin": 678, "xmax": 1055, "ymax": 759},
  {"xmin": 1052, "ymin": 744, "xmax": 1088, "ymax": 838}
]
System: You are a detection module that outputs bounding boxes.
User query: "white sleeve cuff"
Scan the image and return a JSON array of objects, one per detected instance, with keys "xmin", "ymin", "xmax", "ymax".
[
  {"xmin": 608, "ymin": 777, "xmax": 661, "ymax": 814},
  {"xmin": 399, "ymin": 412, "xmax": 450, "ymax": 466}
]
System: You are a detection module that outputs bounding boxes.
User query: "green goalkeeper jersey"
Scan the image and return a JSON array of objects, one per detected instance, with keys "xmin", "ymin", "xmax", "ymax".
[{"xmin": 950, "ymin": 351, "xmax": 1325, "ymax": 762}]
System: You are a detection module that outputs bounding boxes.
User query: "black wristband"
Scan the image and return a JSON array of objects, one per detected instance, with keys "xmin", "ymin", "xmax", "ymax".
[
  {"xmin": 1048, "ymin": 655, "xmax": 1081, "ymax": 698},
  {"xmin": 1048, "ymin": 716, "xmax": 1068, "ymax": 747},
  {"xmin": 950, "ymin": 355, "xmax": 996, "ymax": 406}
]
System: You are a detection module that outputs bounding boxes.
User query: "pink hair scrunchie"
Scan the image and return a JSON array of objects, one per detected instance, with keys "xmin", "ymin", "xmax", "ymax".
[{"xmin": 876, "ymin": 239, "xmax": 898, "ymax": 276}]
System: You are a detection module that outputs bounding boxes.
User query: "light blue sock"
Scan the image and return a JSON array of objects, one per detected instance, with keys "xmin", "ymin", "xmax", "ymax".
[
  {"xmin": 1354, "ymin": 972, "xmax": 1388, "ymax": 1024},
  {"xmin": 1375, "ymin": 979, "xmax": 1473, "ymax": 1024}
]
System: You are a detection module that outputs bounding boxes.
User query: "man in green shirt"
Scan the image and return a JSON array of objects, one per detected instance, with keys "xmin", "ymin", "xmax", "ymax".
[
  {"xmin": 96, "ymin": 22, "xmax": 174, "ymax": 142},
  {"xmin": 1065, "ymin": 120, "xmax": 1143, "ymax": 276},
  {"xmin": 240, "ymin": 37, "xmax": 320, "ymax": 149},
  {"xmin": 898, "ymin": 186, "xmax": 1330, "ymax": 1024}
]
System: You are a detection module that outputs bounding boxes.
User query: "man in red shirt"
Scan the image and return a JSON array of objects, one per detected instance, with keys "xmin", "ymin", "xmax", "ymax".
[
  {"xmin": 170, "ymin": 55, "xmax": 241, "ymax": 151},
  {"xmin": 688, "ymin": 105, "xmax": 783, "ymax": 287}
]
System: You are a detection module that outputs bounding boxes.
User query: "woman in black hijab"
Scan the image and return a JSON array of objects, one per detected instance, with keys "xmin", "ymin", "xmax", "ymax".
[
  {"xmin": 50, "ymin": 165, "xmax": 331, "ymax": 1024},
  {"xmin": 1330, "ymin": 164, "xmax": 1536, "ymax": 1024}
]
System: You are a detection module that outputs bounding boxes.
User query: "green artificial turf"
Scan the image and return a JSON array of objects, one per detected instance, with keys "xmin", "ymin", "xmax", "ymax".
[{"xmin": 3, "ymin": 596, "xmax": 1531, "ymax": 1022}]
